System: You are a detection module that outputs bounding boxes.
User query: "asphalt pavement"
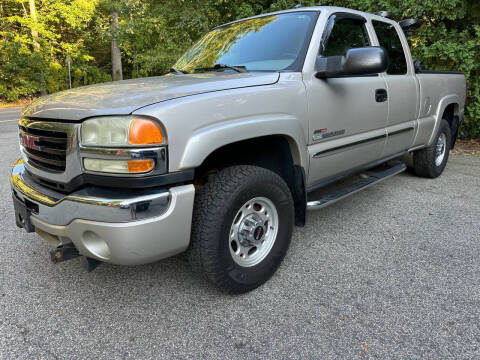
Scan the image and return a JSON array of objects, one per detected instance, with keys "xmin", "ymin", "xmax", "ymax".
[
  {"xmin": 0, "ymin": 107, "xmax": 22, "ymax": 123},
  {"xmin": 0, "ymin": 107, "xmax": 479, "ymax": 359}
]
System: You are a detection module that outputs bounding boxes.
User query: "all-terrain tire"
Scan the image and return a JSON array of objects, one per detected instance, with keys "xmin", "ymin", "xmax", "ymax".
[{"xmin": 188, "ymin": 165, "xmax": 294, "ymax": 293}]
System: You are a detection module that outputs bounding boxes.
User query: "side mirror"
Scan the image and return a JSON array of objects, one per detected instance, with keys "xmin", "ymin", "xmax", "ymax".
[{"xmin": 315, "ymin": 47, "xmax": 388, "ymax": 79}]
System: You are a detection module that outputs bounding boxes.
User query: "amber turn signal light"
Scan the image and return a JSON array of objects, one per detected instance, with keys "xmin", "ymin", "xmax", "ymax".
[
  {"xmin": 127, "ymin": 159, "xmax": 155, "ymax": 173},
  {"xmin": 129, "ymin": 119, "xmax": 163, "ymax": 145}
]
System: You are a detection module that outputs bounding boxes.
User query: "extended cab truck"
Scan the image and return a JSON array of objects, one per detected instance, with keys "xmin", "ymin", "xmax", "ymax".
[{"xmin": 11, "ymin": 7, "xmax": 466, "ymax": 292}]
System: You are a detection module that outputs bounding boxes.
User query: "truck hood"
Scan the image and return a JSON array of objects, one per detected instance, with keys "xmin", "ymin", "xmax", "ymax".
[{"xmin": 22, "ymin": 72, "xmax": 280, "ymax": 121}]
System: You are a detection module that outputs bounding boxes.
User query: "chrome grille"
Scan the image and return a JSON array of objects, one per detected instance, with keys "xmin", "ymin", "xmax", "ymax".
[{"xmin": 19, "ymin": 125, "xmax": 67, "ymax": 172}]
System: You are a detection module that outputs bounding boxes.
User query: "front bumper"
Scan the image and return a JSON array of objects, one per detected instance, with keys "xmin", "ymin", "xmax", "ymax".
[{"xmin": 10, "ymin": 158, "xmax": 195, "ymax": 265}]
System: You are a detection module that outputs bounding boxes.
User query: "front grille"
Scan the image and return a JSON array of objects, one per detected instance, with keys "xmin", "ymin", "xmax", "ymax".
[{"xmin": 19, "ymin": 126, "xmax": 67, "ymax": 172}]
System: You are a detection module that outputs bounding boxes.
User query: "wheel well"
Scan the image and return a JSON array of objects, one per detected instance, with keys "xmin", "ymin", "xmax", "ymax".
[
  {"xmin": 442, "ymin": 103, "xmax": 460, "ymax": 148},
  {"xmin": 195, "ymin": 135, "xmax": 307, "ymax": 226}
]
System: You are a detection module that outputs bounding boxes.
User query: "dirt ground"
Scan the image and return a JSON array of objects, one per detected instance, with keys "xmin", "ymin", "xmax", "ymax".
[
  {"xmin": 0, "ymin": 99, "xmax": 34, "ymax": 108},
  {"xmin": 453, "ymin": 138, "xmax": 480, "ymax": 156}
]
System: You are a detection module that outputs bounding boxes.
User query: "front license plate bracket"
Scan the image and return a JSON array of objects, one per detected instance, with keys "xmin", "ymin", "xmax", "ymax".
[{"xmin": 12, "ymin": 194, "xmax": 35, "ymax": 233}]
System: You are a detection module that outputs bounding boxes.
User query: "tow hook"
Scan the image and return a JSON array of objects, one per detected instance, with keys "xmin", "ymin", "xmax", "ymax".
[
  {"xmin": 50, "ymin": 244, "xmax": 80, "ymax": 263},
  {"xmin": 49, "ymin": 245, "xmax": 102, "ymax": 272}
]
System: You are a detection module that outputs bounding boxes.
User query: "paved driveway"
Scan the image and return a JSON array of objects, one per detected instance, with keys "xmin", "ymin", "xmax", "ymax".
[
  {"xmin": 0, "ymin": 108, "xmax": 479, "ymax": 359},
  {"xmin": 0, "ymin": 107, "xmax": 22, "ymax": 123}
]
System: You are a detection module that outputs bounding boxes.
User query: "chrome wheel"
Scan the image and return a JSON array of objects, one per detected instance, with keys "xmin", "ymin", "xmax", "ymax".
[
  {"xmin": 229, "ymin": 197, "xmax": 279, "ymax": 267},
  {"xmin": 435, "ymin": 133, "xmax": 447, "ymax": 166}
]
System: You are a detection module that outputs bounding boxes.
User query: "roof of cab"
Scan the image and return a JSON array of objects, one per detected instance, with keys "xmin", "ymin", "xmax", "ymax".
[{"xmin": 214, "ymin": 6, "xmax": 398, "ymax": 29}]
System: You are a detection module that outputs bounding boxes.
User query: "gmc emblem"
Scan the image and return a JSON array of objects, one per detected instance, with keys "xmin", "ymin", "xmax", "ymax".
[{"xmin": 20, "ymin": 133, "xmax": 40, "ymax": 151}]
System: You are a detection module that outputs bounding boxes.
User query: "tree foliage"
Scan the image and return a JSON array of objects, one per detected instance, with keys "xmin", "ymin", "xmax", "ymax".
[{"xmin": 0, "ymin": 0, "xmax": 479, "ymax": 136}]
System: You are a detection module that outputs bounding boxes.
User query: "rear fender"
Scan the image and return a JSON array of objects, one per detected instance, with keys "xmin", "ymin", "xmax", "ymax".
[{"xmin": 427, "ymin": 95, "xmax": 461, "ymax": 146}]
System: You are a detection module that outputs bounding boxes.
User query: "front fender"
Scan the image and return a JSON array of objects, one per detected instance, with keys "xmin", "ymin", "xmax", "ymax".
[{"xmin": 179, "ymin": 115, "xmax": 308, "ymax": 170}]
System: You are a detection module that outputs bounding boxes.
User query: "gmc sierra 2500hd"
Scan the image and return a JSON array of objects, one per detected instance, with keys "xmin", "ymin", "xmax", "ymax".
[{"xmin": 11, "ymin": 6, "xmax": 466, "ymax": 292}]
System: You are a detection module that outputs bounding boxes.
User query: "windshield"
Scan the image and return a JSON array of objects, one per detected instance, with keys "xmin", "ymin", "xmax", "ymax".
[{"xmin": 173, "ymin": 12, "xmax": 318, "ymax": 73}]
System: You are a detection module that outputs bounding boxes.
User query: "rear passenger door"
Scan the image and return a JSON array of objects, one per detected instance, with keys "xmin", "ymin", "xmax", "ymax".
[{"xmin": 372, "ymin": 20, "xmax": 419, "ymax": 156}]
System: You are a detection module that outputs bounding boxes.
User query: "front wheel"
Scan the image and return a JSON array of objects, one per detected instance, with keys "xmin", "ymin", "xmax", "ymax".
[
  {"xmin": 413, "ymin": 119, "xmax": 452, "ymax": 178},
  {"xmin": 188, "ymin": 165, "xmax": 294, "ymax": 293}
]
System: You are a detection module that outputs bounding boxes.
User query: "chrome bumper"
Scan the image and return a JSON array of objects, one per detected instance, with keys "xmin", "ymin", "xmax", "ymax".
[{"xmin": 10, "ymin": 158, "xmax": 195, "ymax": 265}]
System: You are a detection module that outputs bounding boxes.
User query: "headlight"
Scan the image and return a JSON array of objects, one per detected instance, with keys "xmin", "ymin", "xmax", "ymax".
[
  {"xmin": 81, "ymin": 116, "xmax": 164, "ymax": 147},
  {"xmin": 80, "ymin": 116, "xmax": 166, "ymax": 175}
]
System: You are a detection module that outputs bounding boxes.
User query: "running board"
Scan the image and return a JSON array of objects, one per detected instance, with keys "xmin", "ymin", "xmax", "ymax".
[{"xmin": 307, "ymin": 162, "xmax": 407, "ymax": 211}]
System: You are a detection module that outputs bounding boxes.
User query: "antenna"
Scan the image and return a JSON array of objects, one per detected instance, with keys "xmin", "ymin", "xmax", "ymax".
[{"xmin": 294, "ymin": 2, "xmax": 303, "ymax": 9}]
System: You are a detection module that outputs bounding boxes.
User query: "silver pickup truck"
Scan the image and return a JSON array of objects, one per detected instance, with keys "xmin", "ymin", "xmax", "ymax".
[{"xmin": 10, "ymin": 6, "xmax": 466, "ymax": 292}]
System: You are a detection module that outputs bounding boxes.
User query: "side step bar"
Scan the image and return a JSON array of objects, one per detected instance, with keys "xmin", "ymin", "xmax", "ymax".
[{"xmin": 307, "ymin": 161, "xmax": 407, "ymax": 211}]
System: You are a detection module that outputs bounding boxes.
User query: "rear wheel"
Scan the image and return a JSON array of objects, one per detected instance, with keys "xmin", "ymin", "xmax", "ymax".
[
  {"xmin": 188, "ymin": 165, "xmax": 294, "ymax": 293},
  {"xmin": 413, "ymin": 119, "xmax": 451, "ymax": 178}
]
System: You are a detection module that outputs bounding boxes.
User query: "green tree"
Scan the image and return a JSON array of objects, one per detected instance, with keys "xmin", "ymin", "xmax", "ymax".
[{"xmin": 0, "ymin": 0, "xmax": 109, "ymax": 100}]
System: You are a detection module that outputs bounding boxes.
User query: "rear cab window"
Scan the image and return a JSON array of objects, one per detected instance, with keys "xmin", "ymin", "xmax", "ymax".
[{"xmin": 372, "ymin": 20, "xmax": 408, "ymax": 75}]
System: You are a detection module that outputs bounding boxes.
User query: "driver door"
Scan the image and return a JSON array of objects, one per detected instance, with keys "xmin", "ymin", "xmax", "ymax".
[{"xmin": 305, "ymin": 13, "xmax": 388, "ymax": 188}]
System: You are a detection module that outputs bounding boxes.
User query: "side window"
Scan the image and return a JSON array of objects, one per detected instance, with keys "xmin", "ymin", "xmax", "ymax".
[
  {"xmin": 322, "ymin": 17, "xmax": 370, "ymax": 57},
  {"xmin": 372, "ymin": 21, "xmax": 407, "ymax": 75}
]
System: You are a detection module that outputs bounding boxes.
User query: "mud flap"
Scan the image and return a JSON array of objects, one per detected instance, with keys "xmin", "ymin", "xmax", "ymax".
[{"xmin": 451, "ymin": 116, "xmax": 459, "ymax": 149}]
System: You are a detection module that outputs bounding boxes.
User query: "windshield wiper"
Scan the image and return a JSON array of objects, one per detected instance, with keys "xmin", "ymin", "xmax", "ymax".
[
  {"xmin": 195, "ymin": 64, "xmax": 247, "ymax": 73},
  {"xmin": 169, "ymin": 68, "xmax": 187, "ymax": 75},
  {"xmin": 214, "ymin": 64, "xmax": 247, "ymax": 73}
]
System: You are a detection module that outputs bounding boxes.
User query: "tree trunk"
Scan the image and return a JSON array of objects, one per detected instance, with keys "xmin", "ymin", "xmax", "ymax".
[
  {"xmin": 28, "ymin": 0, "xmax": 40, "ymax": 51},
  {"xmin": 29, "ymin": 0, "xmax": 46, "ymax": 95},
  {"xmin": 110, "ymin": 11, "xmax": 123, "ymax": 81}
]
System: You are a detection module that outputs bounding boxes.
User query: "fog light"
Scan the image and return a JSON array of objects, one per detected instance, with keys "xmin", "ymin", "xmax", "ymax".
[{"xmin": 84, "ymin": 158, "xmax": 155, "ymax": 174}]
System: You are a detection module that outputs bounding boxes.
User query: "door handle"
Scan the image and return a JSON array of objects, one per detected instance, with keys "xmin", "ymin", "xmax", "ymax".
[{"xmin": 375, "ymin": 89, "xmax": 388, "ymax": 102}]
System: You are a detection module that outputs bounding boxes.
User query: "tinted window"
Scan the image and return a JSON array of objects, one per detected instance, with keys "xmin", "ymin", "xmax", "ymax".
[
  {"xmin": 322, "ymin": 18, "xmax": 370, "ymax": 57},
  {"xmin": 372, "ymin": 21, "xmax": 407, "ymax": 74},
  {"xmin": 174, "ymin": 12, "xmax": 318, "ymax": 72}
]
